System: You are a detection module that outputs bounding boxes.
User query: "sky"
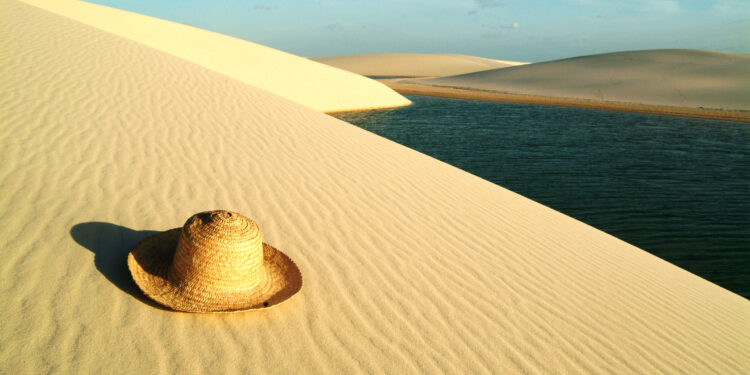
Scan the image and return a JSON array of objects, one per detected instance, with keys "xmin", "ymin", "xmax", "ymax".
[{"xmin": 87, "ymin": 0, "xmax": 750, "ymax": 62}]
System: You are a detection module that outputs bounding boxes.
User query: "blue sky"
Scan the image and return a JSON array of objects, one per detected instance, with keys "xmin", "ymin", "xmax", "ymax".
[{"xmin": 88, "ymin": 0, "xmax": 749, "ymax": 62}]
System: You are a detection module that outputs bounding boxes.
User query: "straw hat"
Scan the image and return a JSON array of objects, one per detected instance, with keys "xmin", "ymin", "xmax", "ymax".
[{"xmin": 127, "ymin": 210, "xmax": 302, "ymax": 312}]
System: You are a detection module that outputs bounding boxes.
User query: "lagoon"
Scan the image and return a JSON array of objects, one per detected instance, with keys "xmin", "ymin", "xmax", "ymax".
[{"xmin": 334, "ymin": 95, "xmax": 750, "ymax": 297}]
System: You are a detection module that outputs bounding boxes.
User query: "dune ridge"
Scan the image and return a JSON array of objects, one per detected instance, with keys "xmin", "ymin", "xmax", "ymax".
[
  {"xmin": 16, "ymin": 0, "xmax": 410, "ymax": 113},
  {"xmin": 409, "ymin": 49, "xmax": 750, "ymax": 112},
  {"xmin": 1, "ymin": 1, "xmax": 749, "ymax": 374},
  {"xmin": 313, "ymin": 53, "xmax": 527, "ymax": 78}
]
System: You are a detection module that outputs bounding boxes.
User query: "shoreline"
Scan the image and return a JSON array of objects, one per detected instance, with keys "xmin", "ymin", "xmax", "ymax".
[{"xmin": 380, "ymin": 79, "xmax": 750, "ymax": 123}]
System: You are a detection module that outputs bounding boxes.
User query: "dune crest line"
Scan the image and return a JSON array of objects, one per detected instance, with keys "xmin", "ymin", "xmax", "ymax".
[{"xmin": 18, "ymin": 0, "xmax": 410, "ymax": 113}]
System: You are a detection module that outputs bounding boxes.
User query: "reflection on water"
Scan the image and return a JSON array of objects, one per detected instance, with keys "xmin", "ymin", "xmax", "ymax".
[{"xmin": 334, "ymin": 95, "xmax": 750, "ymax": 298}]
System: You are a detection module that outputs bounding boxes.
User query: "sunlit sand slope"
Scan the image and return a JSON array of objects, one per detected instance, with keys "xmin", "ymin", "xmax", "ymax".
[
  {"xmin": 313, "ymin": 52, "xmax": 526, "ymax": 77},
  {"xmin": 417, "ymin": 49, "xmax": 750, "ymax": 110},
  {"xmin": 17, "ymin": 0, "xmax": 410, "ymax": 112},
  {"xmin": 1, "ymin": 1, "xmax": 748, "ymax": 374}
]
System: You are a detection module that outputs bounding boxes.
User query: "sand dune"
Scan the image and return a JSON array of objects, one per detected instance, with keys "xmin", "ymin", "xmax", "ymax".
[
  {"xmin": 16, "ymin": 0, "xmax": 410, "ymax": 113},
  {"xmin": 313, "ymin": 53, "xmax": 527, "ymax": 78},
  {"xmin": 412, "ymin": 49, "xmax": 750, "ymax": 111},
  {"xmin": 2, "ymin": 1, "xmax": 749, "ymax": 374}
]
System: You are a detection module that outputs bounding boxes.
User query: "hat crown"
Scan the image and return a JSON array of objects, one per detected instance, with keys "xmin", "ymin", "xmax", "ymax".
[{"xmin": 169, "ymin": 210, "xmax": 266, "ymax": 292}]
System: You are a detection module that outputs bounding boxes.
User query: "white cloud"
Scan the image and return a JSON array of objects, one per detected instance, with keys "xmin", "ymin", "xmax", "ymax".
[
  {"xmin": 322, "ymin": 23, "xmax": 344, "ymax": 32},
  {"xmin": 569, "ymin": 0, "xmax": 681, "ymax": 14},
  {"xmin": 713, "ymin": 0, "xmax": 750, "ymax": 14},
  {"xmin": 253, "ymin": 4, "xmax": 276, "ymax": 11},
  {"xmin": 644, "ymin": 0, "xmax": 680, "ymax": 13},
  {"xmin": 473, "ymin": 0, "xmax": 504, "ymax": 10}
]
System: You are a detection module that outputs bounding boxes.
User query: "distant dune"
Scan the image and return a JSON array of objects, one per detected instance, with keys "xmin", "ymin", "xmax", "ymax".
[
  {"xmin": 2, "ymin": 0, "xmax": 749, "ymax": 374},
  {"xmin": 17, "ymin": 0, "xmax": 410, "ymax": 112},
  {"xmin": 313, "ymin": 53, "xmax": 527, "ymax": 78},
  {"xmin": 413, "ymin": 50, "xmax": 750, "ymax": 111}
]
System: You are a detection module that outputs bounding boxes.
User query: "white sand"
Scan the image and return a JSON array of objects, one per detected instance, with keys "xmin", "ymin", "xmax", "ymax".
[
  {"xmin": 313, "ymin": 53, "xmax": 527, "ymax": 78},
  {"xmin": 16, "ymin": 0, "xmax": 410, "ymax": 113},
  {"xmin": 415, "ymin": 50, "xmax": 750, "ymax": 110},
  {"xmin": 1, "ymin": 1, "xmax": 749, "ymax": 374}
]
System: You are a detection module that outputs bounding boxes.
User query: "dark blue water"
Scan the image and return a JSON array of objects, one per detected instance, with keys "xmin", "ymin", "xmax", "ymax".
[{"xmin": 333, "ymin": 95, "xmax": 750, "ymax": 298}]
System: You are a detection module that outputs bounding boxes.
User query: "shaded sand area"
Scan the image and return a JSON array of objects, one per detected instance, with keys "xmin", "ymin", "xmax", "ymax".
[
  {"xmin": 1, "ymin": 0, "xmax": 749, "ymax": 374},
  {"xmin": 382, "ymin": 50, "xmax": 750, "ymax": 122},
  {"xmin": 313, "ymin": 53, "xmax": 527, "ymax": 77},
  {"xmin": 16, "ymin": 0, "xmax": 409, "ymax": 113}
]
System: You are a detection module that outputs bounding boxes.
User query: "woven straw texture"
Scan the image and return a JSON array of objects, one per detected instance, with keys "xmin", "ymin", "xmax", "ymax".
[{"xmin": 127, "ymin": 211, "xmax": 302, "ymax": 312}]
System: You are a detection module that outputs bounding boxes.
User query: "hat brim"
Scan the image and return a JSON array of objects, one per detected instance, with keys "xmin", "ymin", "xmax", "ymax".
[{"xmin": 127, "ymin": 228, "xmax": 302, "ymax": 313}]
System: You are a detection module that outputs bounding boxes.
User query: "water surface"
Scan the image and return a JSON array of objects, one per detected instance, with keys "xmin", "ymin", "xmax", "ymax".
[{"xmin": 334, "ymin": 95, "xmax": 750, "ymax": 297}]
